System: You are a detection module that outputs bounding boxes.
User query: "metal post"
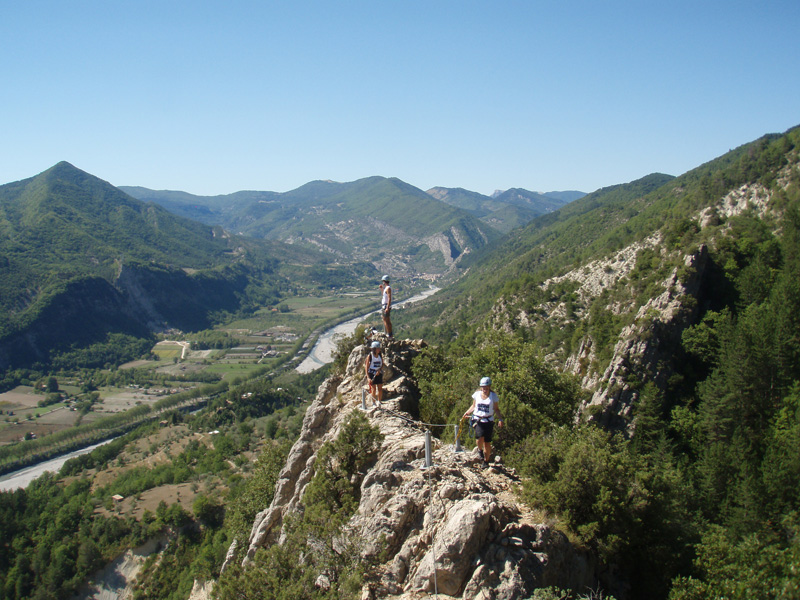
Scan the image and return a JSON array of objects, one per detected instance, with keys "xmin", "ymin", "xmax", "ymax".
[
  {"xmin": 454, "ymin": 424, "xmax": 462, "ymax": 452},
  {"xmin": 425, "ymin": 429, "xmax": 432, "ymax": 468},
  {"xmin": 361, "ymin": 388, "xmax": 367, "ymax": 410}
]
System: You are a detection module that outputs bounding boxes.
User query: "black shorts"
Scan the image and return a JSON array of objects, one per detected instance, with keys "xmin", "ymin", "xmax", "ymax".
[
  {"xmin": 474, "ymin": 420, "xmax": 494, "ymax": 443},
  {"xmin": 369, "ymin": 370, "xmax": 383, "ymax": 385},
  {"xmin": 382, "ymin": 305, "xmax": 391, "ymax": 316}
]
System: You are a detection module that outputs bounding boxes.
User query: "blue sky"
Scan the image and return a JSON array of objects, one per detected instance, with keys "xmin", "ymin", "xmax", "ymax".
[{"xmin": 2, "ymin": 1, "xmax": 798, "ymax": 196}]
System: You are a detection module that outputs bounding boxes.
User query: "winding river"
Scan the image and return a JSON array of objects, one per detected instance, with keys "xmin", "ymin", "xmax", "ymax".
[
  {"xmin": 0, "ymin": 438, "xmax": 116, "ymax": 492},
  {"xmin": 0, "ymin": 287, "xmax": 440, "ymax": 491},
  {"xmin": 296, "ymin": 286, "xmax": 439, "ymax": 373}
]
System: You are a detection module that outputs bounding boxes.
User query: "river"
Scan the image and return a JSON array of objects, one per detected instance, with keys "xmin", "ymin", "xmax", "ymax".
[
  {"xmin": 296, "ymin": 286, "xmax": 439, "ymax": 373},
  {"xmin": 0, "ymin": 287, "xmax": 439, "ymax": 490},
  {"xmin": 0, "ymin": 438, "xmax": 116, "ymax": 492}
]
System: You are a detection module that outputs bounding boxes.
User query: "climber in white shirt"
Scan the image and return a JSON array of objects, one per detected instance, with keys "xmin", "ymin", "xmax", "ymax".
[
  {"xmin": 365, "ymin": 341, "xmax": 384, "ymax": 406},
  {"xmin": 461, "ymin": 377, "xmax": 504, "ymax": 469}
]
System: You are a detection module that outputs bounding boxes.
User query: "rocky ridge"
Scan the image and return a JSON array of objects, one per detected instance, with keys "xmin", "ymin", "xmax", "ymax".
[
  {"xmin": 488, "ymin": 177, "xmax": 788, "ymax": 433},
  {"xmin": 231, "ymin": 336, "xmax": 595, "ymax": 599},
  {"xmin": 571, "ymin": 246, "xmax": 708, "ymax": 430}
]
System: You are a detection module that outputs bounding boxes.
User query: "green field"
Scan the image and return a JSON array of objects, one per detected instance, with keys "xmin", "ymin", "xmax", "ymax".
[
  {"xmin": 202, "ymin": 363, "xmax": 272, "ymax": 378},
  {"xmin": 226, "ymin": 292, "xmax": 374, "ymax": 333},
  {"xmin": 152, "ymin": 346, "xmax": 183, "ymax": 360},
  {"xmin": 0, "ymin": 290, "xmax": 381, "ymax": 464}
]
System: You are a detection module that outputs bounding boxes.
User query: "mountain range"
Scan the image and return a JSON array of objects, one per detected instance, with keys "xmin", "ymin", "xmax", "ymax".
[
  {"xmin": 1, "ymin": 124, "xmax": 799, "ymax": 600},
  {"xmin": 121, "ymin": 180, "xmax": 583, "ymax": 269},
  {"xmin": 0, "ymin": 164, "xmax": 581, "ymax": 370},
  {"xmin": 0, "ymin": 163, "xmax": 368, "ymax": 369},
  {"xmin": 427, "ymin": 186, "xmax": 584, "ymax": 232}
]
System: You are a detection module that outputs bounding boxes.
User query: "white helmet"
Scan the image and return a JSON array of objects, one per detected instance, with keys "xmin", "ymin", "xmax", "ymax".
[{"xmin": 370, "ymin": 341, "xmax": 381, "ymax": 349}]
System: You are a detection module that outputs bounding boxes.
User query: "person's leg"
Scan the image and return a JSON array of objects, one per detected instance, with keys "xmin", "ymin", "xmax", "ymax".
[
  {"xmin": 481, "ymin": 422, "xmax": 494, "ymax": 463},
  {"xmin": 474, "ymin": 422, "xmax": 487, "ymax": 459},
  {"xmin": 476, "ymin": 436, "xmax": 485, "ymax": 457},
  {"xmin": 383, "ymin": 313, "xmax": 392, "ymax": 337},
  {"xmin": 376, "ymin": 383, "xmax": 383, "ymax": 405}
]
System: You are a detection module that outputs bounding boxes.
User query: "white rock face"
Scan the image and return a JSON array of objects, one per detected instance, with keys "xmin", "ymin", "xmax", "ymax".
[
  {"xmin": 582, "ymin": 247, "xmax": 709, "ymax": 430},
  {"xmin": 491, "ymin": 232, "xmax": 711, "ymax": 433},
  {"xmin": 76, "ymin": 537, "xmax": 166, "ymax": 600},
  {"xmin": 231, "ymin": 336, "xmax": 595, "ymax": 599}
]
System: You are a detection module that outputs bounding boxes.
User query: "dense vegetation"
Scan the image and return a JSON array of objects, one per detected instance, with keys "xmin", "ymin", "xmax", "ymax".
[
  {"xmin": 216, "ymin": 411, "xmax": 383, "ymax": 600},
  {"xmin": 0, "ymin": 162, "xmax": 378, "ymax": 371},
  {"xmin": 403, "ymin": 126, "xmax": 800, "ymax": 599},
  {"xmin": 0, "ymin": 368, "xmax": 315, "ymax": 600},
  {"xmin": 409, "ymin": 197, "xmax": 800, "ymax": 597}
]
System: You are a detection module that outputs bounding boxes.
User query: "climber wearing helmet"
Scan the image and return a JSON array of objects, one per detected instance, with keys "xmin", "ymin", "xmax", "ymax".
[
  {"xmin": 365, "ymin": 341, "xmax": 384, "ymax": 407},
  {"xmin": 461, "ymin": 376, "xmax": 504, "ymax": 469}
]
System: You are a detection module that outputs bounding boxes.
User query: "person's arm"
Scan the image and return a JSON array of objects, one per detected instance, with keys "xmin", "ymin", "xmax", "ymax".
[
  {"xmin": 462, "ymin": 396, "xmax": 476, "ymax": 420},
  {"xmin": 493, "ymin": 395, "xmax": 504, "ymax": 426},
  {"xmin": 365, "ymin": 356, "xmax": 371, "ymax": 380}
]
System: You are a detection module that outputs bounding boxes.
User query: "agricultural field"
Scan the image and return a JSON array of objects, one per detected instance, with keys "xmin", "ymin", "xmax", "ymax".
[
  {"xmin": 0, "ymin": 290, "xmax": 378, "ymax": 464},
  {"xmin": 139, "ymin": 292, "xmax": 376, "ymax": 380},
  {"xmin": 0, "ymin": 382, "xmax": 198, "ymax": 446},
  {"xmin": 0, "ymin": 386, "xmax": 81, "ymax": 444}
]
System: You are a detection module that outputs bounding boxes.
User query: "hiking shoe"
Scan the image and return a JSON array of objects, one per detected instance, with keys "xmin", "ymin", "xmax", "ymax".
[
  {"xmin": 477, "ymin": 448, "xmax": 484, "ymax": 460},
  {"xmin": 480, "ymin": 460, "xmax": 489, "ymax": 470}
]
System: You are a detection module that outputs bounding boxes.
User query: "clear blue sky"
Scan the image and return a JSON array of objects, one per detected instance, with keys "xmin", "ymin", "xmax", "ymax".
[{"xmin": 2, "ymin": 1, "xmax": 798, "ymax": 196}]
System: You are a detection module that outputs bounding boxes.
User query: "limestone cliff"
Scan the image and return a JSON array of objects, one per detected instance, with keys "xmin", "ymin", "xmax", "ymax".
[
  {"xmin": 484, "ymin": 173, "xmax": 790, "ymax": 433},
  {"xmin": 229, "ymin": 336, "xmax": 595, "ymax": 599}
]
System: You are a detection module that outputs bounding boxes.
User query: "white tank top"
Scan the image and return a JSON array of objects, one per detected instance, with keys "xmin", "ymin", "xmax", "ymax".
[
  {"xmin": 368, "ymin": 353, "xmax": 382, "ymax": 373},
  {"xmin": 472, "ymin": 390, "xmax": 497, "ymax": 421},
  {"xmin": 382, "ymin": 285, "xmax": 391, "ymax": 306}
]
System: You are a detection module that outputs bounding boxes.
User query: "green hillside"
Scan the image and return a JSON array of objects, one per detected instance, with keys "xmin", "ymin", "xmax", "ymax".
[
  {"xmin": 404, "ymin": 171, "xmax": 676, "ymax": 335},
  {"xmin": 493, "ymin": 187, "xmax": 570, "ymax": 212},
  {"xmin": 124, "ymin": 177, "xmax": 502, "ymax": 275},
  {"xmin": 426, "ymin": 186, "xmax": 494, "ymax": 216},
  {"xmin": 427, "ymin": 186, "xmax": 583, "ymax": 233},
  {"xmin": 400, "ymin": 125, "xmax": 800, "ymax": 598},
  {"xmin": 0, "ymin": 163, "xmax": 368, "ymax": 369}
]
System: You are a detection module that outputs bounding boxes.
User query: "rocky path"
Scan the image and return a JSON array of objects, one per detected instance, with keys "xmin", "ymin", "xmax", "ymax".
[{"xmin": 237, "ymin": 336, "xmax": 597, "ymax": 599}]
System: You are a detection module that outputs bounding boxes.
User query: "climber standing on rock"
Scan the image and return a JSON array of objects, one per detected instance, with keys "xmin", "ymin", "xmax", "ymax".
[
  {"xmin": 379, "ymin": 275, "xmax": 393, "ymax": 338},
  {"xmin": 365, "ymin": 341, "xmax": 384, "ymax": 407},
  {"xmin": 462, "ymin": 377, "xmax": 504, "ymax": 469}
]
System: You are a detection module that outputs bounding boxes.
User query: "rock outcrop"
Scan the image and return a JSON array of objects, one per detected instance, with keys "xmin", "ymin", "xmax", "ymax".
[
  {"xmin": 77, "ymin": 537, "xmax": 167, "ymax": 600},
  {"xmin": 490, "ymin": 231, "xmax": 712, "ymax": 434},
  {"xmin": 232, "ymin": 336, "xmax": 596, "ymax": 599},
  {"xmin": 578, "ymin": 245, "xmax": 709, "ymax": 431}
]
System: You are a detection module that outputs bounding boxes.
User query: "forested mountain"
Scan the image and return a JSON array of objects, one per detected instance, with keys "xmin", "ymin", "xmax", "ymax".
[
  {"xmin": 0, "ymin": 163, "xmax": 368, "ymax": 370},
  {"xmin": 2, "ymin": 126, "xmax": 799, "ymax": 600},
  {"xmin": 398, "ymin": 125, "xmax": 800, "ymax": 597},
  {"xmin": 425, "ymin": 186, "xmax": 583, "ymax": 233},
  {"xmin": 123, "ymin": 177, "xmax": 502, "ymax": 276}
]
